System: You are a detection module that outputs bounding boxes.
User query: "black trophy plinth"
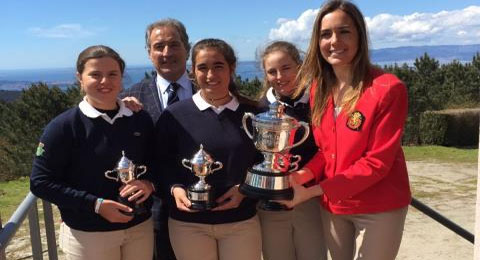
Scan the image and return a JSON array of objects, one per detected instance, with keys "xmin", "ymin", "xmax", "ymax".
[
  {"xmin": 187, "ymin": 187, "xmax": 216, "ymax": 211},
  {"xmin": 239, "ymin": 167, "xmax": 294, "ymax": 201}
]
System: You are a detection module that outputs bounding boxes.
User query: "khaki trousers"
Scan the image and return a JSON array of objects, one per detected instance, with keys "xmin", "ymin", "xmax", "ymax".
[
  {"xmin": 59, "ymin": 218, "xmax": 154, "ymax": 260},
  {"xmin": 258, "ymin": 198, "xmax": 327, "ymax": 260},
  {"xmin": 168, "ymin": 215, "xmax": 262, "ymax": 260},
  {"xmin": 320, "ymin": 206, "xmax": 408, "ymax": 260}
]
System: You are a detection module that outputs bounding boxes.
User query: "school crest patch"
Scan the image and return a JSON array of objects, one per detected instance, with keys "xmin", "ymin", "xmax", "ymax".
[
  {"xmin": 346, "ymin": 111, "xmax": 365, "ymax": 131},
  {"xmin": 36, "ymin": 142, "xmax": 45, "ymax": 156}
]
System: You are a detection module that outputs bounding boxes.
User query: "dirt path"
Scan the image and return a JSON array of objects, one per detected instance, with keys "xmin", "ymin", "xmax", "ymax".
[{"xmin": 397, "ymin": 161, "xmax": 477, "ymax": 260}]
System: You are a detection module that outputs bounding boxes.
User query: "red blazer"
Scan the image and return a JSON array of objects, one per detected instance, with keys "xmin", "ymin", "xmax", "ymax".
[{"xmin": 305, "ymin": 69, "xmax": 411, "ymax": 215}]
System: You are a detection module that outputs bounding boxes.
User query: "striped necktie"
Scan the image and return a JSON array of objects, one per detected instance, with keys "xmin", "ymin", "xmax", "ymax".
[{"xmin": 167, "ymin": 82, "xmax": 180, "ymax": 106}]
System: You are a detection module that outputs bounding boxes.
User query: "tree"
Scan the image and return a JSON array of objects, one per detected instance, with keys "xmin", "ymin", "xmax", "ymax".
[
  {"xmin": 235, "ymin": 75, "xmax": 262, "ymax": 99},
  {"xmin": 440, "ymin": 60, "xmax": 478, "ymax": 108},
  {"xmin": 0, "ymin": 83, "xmax": 81, "ymax": 180}
]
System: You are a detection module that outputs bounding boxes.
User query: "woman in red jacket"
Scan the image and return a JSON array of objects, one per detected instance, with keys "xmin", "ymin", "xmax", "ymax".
[{"xmin": 279, "ymin": 1, "xmax": 411, "ymax": 259}]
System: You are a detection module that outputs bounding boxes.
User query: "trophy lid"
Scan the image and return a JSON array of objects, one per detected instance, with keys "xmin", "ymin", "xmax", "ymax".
[
  {"xmin": 190, "ymin": 144, "xmax": 214, "ymax": 166},
  {"xmin": 117, "ymin": 151, "xmax": 132, "ymax": 169},
  {"xmin": 254, "ymin": 101, "xmax": 297, "ymax": 127}
]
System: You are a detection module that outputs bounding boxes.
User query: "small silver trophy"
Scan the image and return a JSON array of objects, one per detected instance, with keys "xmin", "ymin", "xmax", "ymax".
[
  {"xmin": 182, "ymin": 144, "xmax": 223, "ymax": 211},
  {"xmin": 239, "ymin": 101, "xmax": 310, "ymax": 210},
  {"xmin": 105, "ymin": 151, "xmax": 148, "ymax": 215}
]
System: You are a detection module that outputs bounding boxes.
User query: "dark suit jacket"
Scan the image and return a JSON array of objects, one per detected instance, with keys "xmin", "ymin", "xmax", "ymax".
[
  {"xmin": 121, "ymin": 75, "xmax": 164, "ymax": 123},
  {"xmin": 121, "ymin": 72, "xmax": 196, "ymax": 124}
]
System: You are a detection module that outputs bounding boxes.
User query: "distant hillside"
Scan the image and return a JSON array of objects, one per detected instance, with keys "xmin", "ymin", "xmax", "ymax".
[
  {"xmin": 0, "ymin": 90, "xmax": 21, "ymax": 102},
  {"xmin": 1, "ymin": 44, "xmax": 479, "ymax": 92},
  {"xmin": 371, "ymin": 44, "xmax": 480, "ymax": 64}
]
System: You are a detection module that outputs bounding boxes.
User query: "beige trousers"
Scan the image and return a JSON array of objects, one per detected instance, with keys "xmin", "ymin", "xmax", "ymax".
[
  {"xmin": 320, "ymin": 206, "xmax": 408, "ymax": 260},
  {"xmin": 258, "ymin": 198, "xmax": 327, "ymax": 260},
  {"xmin": 59, "ymin": 218, "xmax": 154, "ymax": 260},
  {"xmin": 168, "ymin": 215, "xmax": 262, "ymax": 260}
]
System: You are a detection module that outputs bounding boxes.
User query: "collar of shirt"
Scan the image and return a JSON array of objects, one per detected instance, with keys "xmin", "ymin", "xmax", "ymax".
[
  {"xmin": 79, "ymin": 97, "xmax": 133, "ymax": 124},
  {"xmin": 156, "ymin": 71, "xmax": 192, "ymax": 108},
  {"xmin": 266, "ymin": 87, "xmax": 309, "ymax": 107},
  {"xmin": 192, "ymin": 91, "xmax": 239, "ymax": 114}
]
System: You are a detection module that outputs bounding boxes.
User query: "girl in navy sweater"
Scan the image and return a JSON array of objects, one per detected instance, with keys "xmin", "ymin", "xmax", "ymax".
[
  {"xmin": 30, "ymin": 45, "xmax": 155, "ymax": 260},
  {"xmin": 156, "ymin": 39, "xmax": 262, "ymax": 260}
]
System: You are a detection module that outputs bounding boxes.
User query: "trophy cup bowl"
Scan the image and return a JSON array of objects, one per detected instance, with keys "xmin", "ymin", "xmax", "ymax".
[
  {"xmin": 182, "ymin": 144, "xmax": 223, "ymax": 211},
  {"xmin": 105, "ymin": 151, "xmax": 147, "ymax": 216},
  {"xmin": 239, "ymin": 102, "xmax": 310, "ymax": 209}
]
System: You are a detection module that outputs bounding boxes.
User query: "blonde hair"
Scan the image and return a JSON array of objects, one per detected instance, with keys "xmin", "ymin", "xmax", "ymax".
[
  {"xmin": 295, "ymin": 0, "xmax": 372, "ymax": 126},
  {"xmin": 257, "ymin": 41, "xmax": 302, "ymax": 99}
]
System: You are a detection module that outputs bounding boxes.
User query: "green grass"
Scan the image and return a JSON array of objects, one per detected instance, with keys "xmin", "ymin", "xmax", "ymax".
[
  {"xmin": 403, "ymin": 145, "xmax": 478, "ymax": 164},
  {"xmin": 0, "ymin": 176, "xmax": 30, "ymax": 221}
]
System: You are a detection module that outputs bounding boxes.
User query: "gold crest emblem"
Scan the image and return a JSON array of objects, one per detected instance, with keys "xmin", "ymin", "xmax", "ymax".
[{"xmin": 346, "ymin": 111, "xmax": 365, "ymax": 131}]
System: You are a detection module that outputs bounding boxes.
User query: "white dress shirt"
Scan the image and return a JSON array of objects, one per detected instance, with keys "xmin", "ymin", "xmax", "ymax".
[{"xmin": 156, "ymin": 71, "xmax": 193, "ymax": 109}]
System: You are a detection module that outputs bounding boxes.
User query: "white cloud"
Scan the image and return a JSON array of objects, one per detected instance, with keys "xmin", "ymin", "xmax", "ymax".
[
  {"xmin": 269, "ymin": 5, "xmax": 480, "ymax": 49},
  {"xmin": 28, "ymin": 24, "xmax": 95, "ymax": 39},
  {"xmin": 268, "ymin": 8, "xmax": 319, "ymax": 44}
]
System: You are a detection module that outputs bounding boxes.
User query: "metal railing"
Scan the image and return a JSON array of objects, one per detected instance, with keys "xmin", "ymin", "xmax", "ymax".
[
  {"xmin": 0, "ymin": 193, "xmax": 475, "ymax": 260},
  {"xmin": 0, "ymin": 192, "xmax": 58, "ymax": 260},
  {"xmin": 410, "ymin": 197, "xmax": 474, "ymax": 243}
]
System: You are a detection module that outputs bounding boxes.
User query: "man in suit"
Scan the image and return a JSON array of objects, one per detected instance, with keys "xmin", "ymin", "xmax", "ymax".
[{"xmin": 121, "ymin": 18, "xmax": 194, "ymax": 260}]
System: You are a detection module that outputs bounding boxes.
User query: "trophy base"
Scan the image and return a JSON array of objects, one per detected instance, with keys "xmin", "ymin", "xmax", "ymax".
[
  {"xmin": 239, "ymin": 182, "xmax": 293, "ymax": 200},
  {"xmin": 189, "ymin": 200, "xmax": 216, "ymax": 211},
  {"xmin": 118, "ymin": 196, "xmax": 147, "ymax": 216},
  {"xmin": 188, "ymin": 188, "xmax": 216, "ymax": 211},
  {"xmin": 258, "ymin": 200, "xmax": 292, "ymax": 211}
]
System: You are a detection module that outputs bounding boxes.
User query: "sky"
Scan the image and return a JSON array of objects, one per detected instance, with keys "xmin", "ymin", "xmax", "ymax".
[{"xmin": 1, "ymin": 0, "xmax": 479, "ymax": 70}]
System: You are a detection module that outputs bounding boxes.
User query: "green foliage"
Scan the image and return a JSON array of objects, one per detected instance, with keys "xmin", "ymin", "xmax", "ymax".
[
  {"xmin": 0, "ymin": 83, "xmax": 82, "ymax": 181},
  {"xmin": 235, "ymin": 75, "xmax": 263, "ymax": 99},
  {"xmin": 440, "ymin": 109, "xmax": 480, "ymax": 146},
  {"xmin": 419, "ymin": 111, "xmax": 448, "ymax": 145},
  {"xmin": 402, "ymin": 116, "xmax": 419, "ymax": 145},
  {"xmin": 384, "ymin": 53, "xmax": 480, "ymax": 145}
]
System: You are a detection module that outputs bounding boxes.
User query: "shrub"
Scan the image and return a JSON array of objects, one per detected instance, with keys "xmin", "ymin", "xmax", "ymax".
[
  {"xmin": 419, "ymin": 111, "xmax": 448, "ymax": 145},
  {"xmin": 438, "ymin": 108, "xmax": 480, "ymax": 146},
  {"xmin": 403, "ymin": 116, "xmax": 420, "ymax": 145}
]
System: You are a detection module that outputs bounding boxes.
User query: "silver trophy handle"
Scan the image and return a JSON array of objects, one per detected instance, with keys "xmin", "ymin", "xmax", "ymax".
[
  {"xmin": 286, "ymin": 122, "xmax": 310, "ymax": 150},
  {"xmin": 211, "ymin": 161, "xmax": 223, "ymax": 173},
  {"xmin": 242, "ymin": 113, "xmax": 255, "ymax": 139},
  {"xmin": 136, "ymin": 165, "xmax": 147, "ymax": 178},
  {"xmin": 289, "ymin": 155, "xmax": 302, "ymax": 172},
  {"xmin": 104, "ymin": 170, "xmax": 119, "ymax": 181},
  {"xmin": 182, "ymin": 159, "xmax": 192, "ymax": 171}
]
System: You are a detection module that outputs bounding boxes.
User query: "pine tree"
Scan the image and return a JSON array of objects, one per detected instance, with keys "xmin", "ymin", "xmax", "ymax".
[{"xmin": 0, "ymin": 83, "xmax": 81, "ymax": 180}]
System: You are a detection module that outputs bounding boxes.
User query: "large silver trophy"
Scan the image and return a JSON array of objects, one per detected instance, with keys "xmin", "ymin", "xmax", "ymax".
[
  {"xmin": 239, "ymin": 101, "xmax": 310, "ymax": 210},
  {"xmin": 182, "ymin": 144, "xmax": 223, "ymax": 211},
  {"xmin": 105, "ymin": 151, "xmax": 148, "ymax": 215}
]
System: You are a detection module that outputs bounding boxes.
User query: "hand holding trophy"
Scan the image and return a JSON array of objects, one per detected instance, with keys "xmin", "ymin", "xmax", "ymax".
[
  {"xmin": 181, "ymin": 144, "xmax": 223, "ymax": 211},
  {"xmin": 105, "ymin": 151, "xmax": 148, "ymax": 216},
  {"xmin": 239, "ymin": 101, "xmax": 310, "ymax": 210}
]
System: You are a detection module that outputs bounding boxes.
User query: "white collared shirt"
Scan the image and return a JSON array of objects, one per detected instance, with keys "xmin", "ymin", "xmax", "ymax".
[
  {"xmin": 192, "ymin": 91, "xmax": 239, "ymax": 114},
  {"xmin": 265, "ymin": 87, "xmax": 309, "ymax": 107},
  {"xmin": 79, "ymin": 97, "xmax": 133, "ymax": 124},
  {"xmin": 156, "ymin": 71, "xmax": 193, "ymax": 109}
]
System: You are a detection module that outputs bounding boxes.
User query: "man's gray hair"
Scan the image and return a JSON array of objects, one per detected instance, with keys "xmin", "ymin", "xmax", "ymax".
[{"xmin": 145, "ymin": 18, "xmax": 191, "ymax": 58}]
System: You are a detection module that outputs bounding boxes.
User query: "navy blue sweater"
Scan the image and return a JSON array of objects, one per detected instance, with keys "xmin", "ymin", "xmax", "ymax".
[
  {"xmin": 155, "ymin": 98, "xmax": 261, "ymax": 224},
  {"xmin": 30, "ymin": 106, "xmax": 155, "ymax": 231}
]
